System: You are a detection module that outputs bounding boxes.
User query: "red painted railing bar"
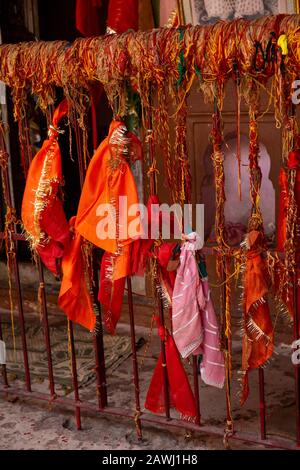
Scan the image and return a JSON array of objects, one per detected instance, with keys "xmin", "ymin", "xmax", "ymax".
[
  {"xmin": 0, "ymin": 312, "xmax": 9, "ymax": 388},
  {"xmin": 127, "ymin": 276, "xmax": 143, "ymax": 440},
  {"xmin": 157, "ymin": 290, "xmax": 171, "ymax": 420},
  {"xmin": 145, "ymin": 109, "xmax": 171, "ymax": 421},
  {"xmin": 0, "ymin": 133, "xmax": 31, "ymax": 392},
  {"xmin": 68, "ymin": 320, "xmax": 82, "ymax": 430},
  {"xmin": 73, "ymin": 115, "xmax": 108, "ymax": 412},
  {"xmin": 1, "ymin": 385, "xmax": 298, "ymax": 450},
  {"xmin": 67, "ymin": 116, "xmax": 90, "ymax": 431},
  {"xmin": 258, "ymin": 367, "xmax": 266, "ymax": 440},
  {"xmin": 293, "ymin": 271, "xmax": 300, "ymax": 447},
  {"xmin": 24, "ymin": 113, "xmax": 56, "ymax": 401},
  {"xmin": 37, "ymin": 259, "xmax": 56, "ymax": 398},
  {"xmin": 72, "ymin": 112, "xmax": 85, "ymax": 188},
  {"xmin": 192, "ymin": 356, "xmax": 201, "ymax": 426},
  {"xmin": 221, "ymin": 257, "xmax": 233, "ymax": 437},
  {"xmin": 92, "ymin": 252, "xmax": 108, "ymax": 410}
]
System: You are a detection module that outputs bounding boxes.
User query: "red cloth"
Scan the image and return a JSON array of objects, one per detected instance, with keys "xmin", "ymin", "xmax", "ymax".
[
  {"xmin": 76, "ymin": 0, "xmax": 103, "ymax": 37},
  {"xmin": 156, "ymin": 242, "xmax": 178, "ymax": 300},
  {"xmin": 98, "ymin": 251, "xmax": 127, "ymax": 334},
  {"xmin": 107, "ymin": 0, "xmax": 139, "ymax": 33},
  {"xmin": 131, "ymin": 195, "xmax": 160, "ymax": 276},
  {"xmin": 145, "ymin": 318, "xmax": 197, "ymax": 420},
  {"xmin": 277, "ymin": 149, "xmax": 300, "ymax": 251}
]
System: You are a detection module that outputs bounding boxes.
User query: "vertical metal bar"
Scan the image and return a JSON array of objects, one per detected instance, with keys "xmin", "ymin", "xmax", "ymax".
[
  {"xmin": 157, "ymin": 290, "xmax": 171, "ymax": 420},
  {"xmin": 92, "ymin": 251, "xmax": 108, "ymax": 409},
  {"xmin": 74, "ymin": 114, "xmax": 108, "ymax": 411},
  {"xmin": 146, "ymin": 98, "xmax": 171, "ymax": 422},
  {"xmin": 127, "ymin": 276, "xmax": 142, "ymax": 440},
  {"xmin": 24, "ymin": 111, "xmax": 56, "ymax": 401},
  {"xmin": 10, "ymin": 239, "xmax": 31, "ymax": 391},
  {"xmin": 221, "ymin": 257, "xmax": 233, "ymax": 439},
  {"xmin": 0, "ymin": 133, "xmax": 31, "ymax": 392},
  {"xmin": 73, "ymin": 113, "xmax": 85, "ymax": 188},
  {"xmin": 37, "ymin": 260, "xmax": 56, "ymax": 399},
  {"xmin": 258, "ymin": 367, "xmax": 266, "ymax": 440},
  {"xmin": 68, "ymin": 320, "xmax": 82, "ymax": 430},
  {"xmin": 0, "ymin": 312, "xmax": 9, "ymax": 388},
  {"xmin": 192, "ymin": 356, "xmax": 201, "ymax": 426},
  {"xmin": 293, "ymin": 270, "xmax": 300, "ymax": 446},
  {"xmin": 64, "ymin": 115, "xmax": 88, "ymax": 430}
]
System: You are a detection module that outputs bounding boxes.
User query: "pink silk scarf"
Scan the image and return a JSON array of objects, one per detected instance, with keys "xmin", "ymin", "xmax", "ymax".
[{"xmin": 172, "ymin": 233, "xmax": 225, "ymax": 388}]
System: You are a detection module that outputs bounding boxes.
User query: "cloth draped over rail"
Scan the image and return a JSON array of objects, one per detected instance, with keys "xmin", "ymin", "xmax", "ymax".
[
  {"xmin": 21, "ymin": 99, "xmax": 70, "ymax": 276},
  {"xmin": 6, "ymin": 13, "xmax": 300, "ymax": 428},
  {"xmin": 172, "ymin": 233, "xmax": 225, "ymax": 389}
]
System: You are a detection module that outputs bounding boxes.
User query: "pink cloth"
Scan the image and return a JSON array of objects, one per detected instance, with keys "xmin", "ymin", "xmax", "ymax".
[{"xmin": 172, "ymin": 234, "xmax": 225, "ymax": 388}]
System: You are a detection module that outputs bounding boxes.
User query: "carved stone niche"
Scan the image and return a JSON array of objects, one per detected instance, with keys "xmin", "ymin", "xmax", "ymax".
[{"xmin": 186, "ymin": 79, "xmax": 281, "ymax": 246}]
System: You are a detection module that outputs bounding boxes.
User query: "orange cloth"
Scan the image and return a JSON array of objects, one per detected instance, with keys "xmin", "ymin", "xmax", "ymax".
[
  {"xmin": 59, "ymin": 121, "xmax": 141, "ymax": 332},
  {"xmin": 241, "ymin": 231, "xmax": 273, "ymax": 405},
  {"xmin": 58, "ymin": 217, "xmax": 96, "ymax": 331},
  {"xmin": 21, "ymin": 99, "xmax": 69, "ymax": 275},
  {"xmin": 76, "ymin": 120, "xmax": 140, "ymax": 280}
]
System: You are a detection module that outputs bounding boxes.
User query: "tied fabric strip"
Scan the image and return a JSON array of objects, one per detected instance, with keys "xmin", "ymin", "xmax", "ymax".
[
  {"xmin": 58, "ymin": 217, "xmax": 96, "ymax": 332},
  {"xmin": 277, "ymin": 148, "xmax": 300, "ymax": 252},
  {"xmin": 21, "ymin": 99, "xmax": 69, "ymax": 276},
  {"xmin": 241, "ymin": 230, "xmax": 273, "ymax": 405},
  {"xmin": 131, "ymin": 195, "xmax": 160, "ymax": 276},
  {"xmin": 75, "ymin": 120, "xmax": 141, "ymax": 333},
  {"xmin": 172, "ymin": 233, "xmax": 225, "ymax": 389},
  {"xmin": 144, "ymin": 317, "xmax": 197, "ymax": 421},
  {"xmin": 75, "ymin": 120, "xmax": 140, "ymax": 255},
  {"xmin": 98, "ymin": 249, "xmax": 129, "ymax": 335}
]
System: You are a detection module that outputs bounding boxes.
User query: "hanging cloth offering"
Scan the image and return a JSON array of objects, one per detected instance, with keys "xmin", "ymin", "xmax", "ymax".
[
  {"xmin": 241, "ymin": 230, "xmax": 274, "ymax": 405},
  {"xmin": 277, "ymin": 147, "xmax": 300, "ymax": 252},
  {"xmin": 172, "ymin": 233, "xmax": 225, "ymax": 388},
  {"xmin": 276, "ymin": 146, "xmax": 300, "ymax": 323},
  {"xmin": 76, "ymin": 0, "xmax": 103, "ymax": 36},
  {"xmin": 107, "ymin": 0, "xmax": 139, "ymax": 34},
  {"xmin": 21, "ymin": 99, "xmax": 70, "ymax": 276},
  {"xmin": 145, "ymin": 317, "xmax": 197, "ymax": 421},
  {"xmin": 76, "ymin": 120, "xmax": 141, "ymax": 333},
  {"xmin": 130, "ymin": 194, "xmax": 160, "ymax": 276},
  {"xmin": 58, "ymin": 217, "xmax": 96, "ymax": 331},
  {"xmin": 98, "ymin": 249, "xmax": 129, "ymax": 334},
  {"xmin": 155, "ymin": 242, "xmax": 180, "ymax": 306},
  {"xmin": 75, "ymin": 119, "xmax": 140, "ymax": 256}
]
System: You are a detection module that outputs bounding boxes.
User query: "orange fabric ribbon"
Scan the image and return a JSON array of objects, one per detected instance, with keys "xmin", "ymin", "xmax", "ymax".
[
  {"xmin": 21, "ymin": 99, "xmax": 69, "ymax": 275},
  {"xmin": 63, "ymin": 120, "xmax": 141, "ymax": 332},
  {"xmin": 241, "ymin": 230, "xmax": 273, "ymax": 405},
  {"xmin": 75, "ymin": 120, "xmax": 140, "ymax": 260},
  {"xmin": 58, "ymin": 217, "xmax": 96, "ymax": 331}
]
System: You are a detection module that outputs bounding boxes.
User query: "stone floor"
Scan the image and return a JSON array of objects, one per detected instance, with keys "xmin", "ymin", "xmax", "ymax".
[
  {"xmin": 0, "ymin": 261, "xmax": 298, "ymax": 450},
  {"xmin": 0, "ymin": 315, "xmax": 298, "ymax": 450}
]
